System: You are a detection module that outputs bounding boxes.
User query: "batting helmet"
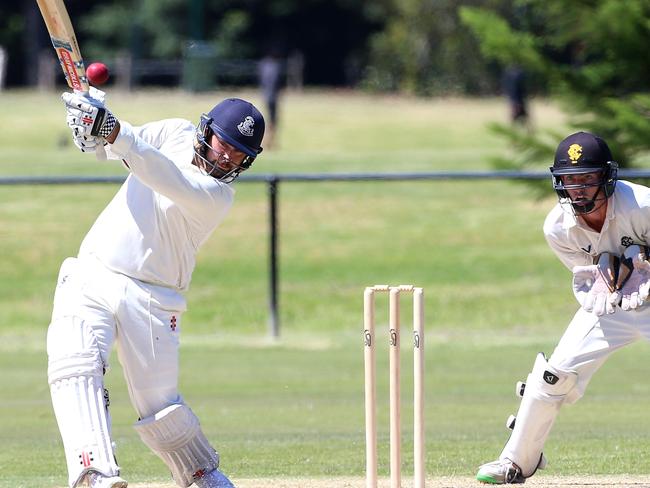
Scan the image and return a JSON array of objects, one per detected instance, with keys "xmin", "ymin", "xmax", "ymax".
[
  {"xmin": 195, "ymin": 98, "xmax": 265, "ymax": 182},
  {"xmin": 550, "ymin": 131, "xmax": 618, "ymax": 214}
]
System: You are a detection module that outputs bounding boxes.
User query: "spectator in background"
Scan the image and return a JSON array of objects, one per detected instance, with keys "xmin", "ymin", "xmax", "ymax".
[
  {"xmin": 0, "ymin": 46, "xmax": 7, "ymax": 90},
  {"xmin": 258, "ymin": 47, "xmax": 285, "ymax": 149},
  {"xmin": 502, "ymin": 65, "xmax": 529, "ymax": 127}
]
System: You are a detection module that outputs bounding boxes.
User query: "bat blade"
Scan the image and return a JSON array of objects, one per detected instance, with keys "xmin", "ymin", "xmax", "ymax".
[
  {"xmin": 36, "ymin": 0, "xmax": 107, "ymax": 160},
  {"xmin": 36, "ymin": 0, "xmax": 89, "ymax": 93}
]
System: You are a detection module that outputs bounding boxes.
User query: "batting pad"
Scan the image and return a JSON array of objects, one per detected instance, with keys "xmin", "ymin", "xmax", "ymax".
[
  {"xmin": 501, "ymin": 353, "xmax": 577, "ymax": 477},
  {"xmin": 48, "ymin": 316, "xmax": 120, "ymax": 487},
  {"xmin": 50, "ymin": 375, "xmax": 120, "ymax": 487},
  {"xmin": 134, "ymin": 403, "xmax": 219, "ymax": 487}
]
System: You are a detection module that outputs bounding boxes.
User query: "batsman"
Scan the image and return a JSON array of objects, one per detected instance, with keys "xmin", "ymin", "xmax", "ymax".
[
  {"xmin": 47, "ymin": 89, "xmax": 264, "ymax": 488},
  {"xmin": 478, "ymin": 132, "xmax": 650, "ymax": 483}
]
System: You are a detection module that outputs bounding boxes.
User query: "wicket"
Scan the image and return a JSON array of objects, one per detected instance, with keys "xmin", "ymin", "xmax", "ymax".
[{"xmin": 364, "ymin": 285, "xmax": 425, "ymax": 488}]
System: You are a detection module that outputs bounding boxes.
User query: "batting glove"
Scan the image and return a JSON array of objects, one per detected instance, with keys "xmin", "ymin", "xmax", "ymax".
[
  {"xmin": 572, "ymin": 252, "xmax": 619, "ymax": 316},
  {"xmin": 62, "ymin": 90, "xmax": 117, "ymax": 139},
  {"xmin": 70, "ymin": 132, "xmax": 102, "ymax": 153},
  {"xmin": 609, "ymin": 245, "xmax": 650, "ymax": 311}
]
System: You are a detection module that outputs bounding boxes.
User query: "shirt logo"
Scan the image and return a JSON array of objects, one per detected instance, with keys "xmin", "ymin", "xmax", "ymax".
[
  {"xmin": 621, "ymin": 236, "xmax": 634, "ymax": 247},
  {"xmin": 237, "ymin": 116, "xmax": 255, "ymax": 137},
  {"xmin": 568, "ymin": 143, "xmax": 582, "ymax": 163}
]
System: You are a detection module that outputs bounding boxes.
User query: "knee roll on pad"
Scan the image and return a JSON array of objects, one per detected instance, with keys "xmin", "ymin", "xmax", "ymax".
[
  {"xmin": 47, "ymin": 316, "xmax": 104, "ymax": 383},
  {"xmin": 529, "ymin": 352, "xmax": 578, "ymax": 401},
  {"xmin": 134, "ymin": 404, "xmax": 219, "ymax": 487}
]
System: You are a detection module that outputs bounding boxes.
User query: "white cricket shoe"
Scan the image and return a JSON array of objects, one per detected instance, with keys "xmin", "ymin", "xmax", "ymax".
[
  {"xmin": 476, "ymin": 458, "xmax": 525, "ymax": 484},
  {"xmin": 87, "ymin": 471, "xmax": 128, "ymax": 488},
  {"xmin": 194, "ymin": 468, "xmax": 235, "ymax": 488}
]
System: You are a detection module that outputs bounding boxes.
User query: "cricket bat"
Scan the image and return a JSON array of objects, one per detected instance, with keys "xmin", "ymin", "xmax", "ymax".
[{"xmin": 36, "ymin": 0, "xmax": 106, "ymax": 159}]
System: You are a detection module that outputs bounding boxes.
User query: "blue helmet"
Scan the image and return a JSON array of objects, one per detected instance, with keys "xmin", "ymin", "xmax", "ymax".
[
  {"xmin": 206, "ymin": 98, "xmax": 265, "ymax": 156},
  {"xmin": 195, "ymin": 98, "xmax": 265, "ymax": 182}
]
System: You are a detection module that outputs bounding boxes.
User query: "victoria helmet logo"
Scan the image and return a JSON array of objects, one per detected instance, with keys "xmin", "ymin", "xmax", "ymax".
[{"xmin": 237, "ymin": 116, "xmax": 255, "ymax": 137}]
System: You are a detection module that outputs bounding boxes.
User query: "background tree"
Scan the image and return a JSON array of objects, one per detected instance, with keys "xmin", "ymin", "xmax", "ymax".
[
  {"xmin": 77, "ymin": 0, "xmax": 387, "ymax": 86},
  {"xmin": 6, "ymin": 0, "xmax": 387, "ymax": 87},
  {"xmin": 460, "ymin": 0, "xmax": 650, "ymax": 173},
  {"xmin": 362, "ymin": 0, "xmax": 518, "ymax": 95}
]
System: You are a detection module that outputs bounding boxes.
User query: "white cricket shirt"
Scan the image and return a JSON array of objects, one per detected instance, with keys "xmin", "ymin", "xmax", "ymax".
[
  {"xmin": 544, "ymin": 180, "xmax": 650, "ymax": 271},
  {"xmin": 78, "ymin": 119, "xmax": 234, "ymax": 292}
]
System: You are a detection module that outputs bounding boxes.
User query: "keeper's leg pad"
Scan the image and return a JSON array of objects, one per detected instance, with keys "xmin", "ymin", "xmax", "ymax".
[
  {"xmin": 134, "ymin": 404, "xmax": 219, "ymax": 488},
  {"xmin": 501, "ymin": 353, "xmax": 578, "ymax": 478},
  {"xmin": 47, "ymin": 316, "xmax": 120, "ymax": 487}
]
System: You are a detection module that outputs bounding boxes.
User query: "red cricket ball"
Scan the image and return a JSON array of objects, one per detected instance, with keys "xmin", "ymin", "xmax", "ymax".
[{"xmin": 86, "ymin": 62, "xmax": 110, "ymax": 86}]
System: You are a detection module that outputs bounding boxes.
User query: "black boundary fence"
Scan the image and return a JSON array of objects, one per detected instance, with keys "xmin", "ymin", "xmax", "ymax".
[{"xmin": 4, "ymin": 170, "xmax": 650, "ymax": 338}]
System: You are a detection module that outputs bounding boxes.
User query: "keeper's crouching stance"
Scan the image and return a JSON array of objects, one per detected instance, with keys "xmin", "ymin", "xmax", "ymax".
[
  {"xmin": 478, "ymin": 131, "xmax": 650, "ymax": 483},
  {"xmin": 477, "ymin": 353, "xmax": 579, "ymax": 484},
  {"xmin": 48, "ymin": 88, "xmax": 264, "ymax": 488}
]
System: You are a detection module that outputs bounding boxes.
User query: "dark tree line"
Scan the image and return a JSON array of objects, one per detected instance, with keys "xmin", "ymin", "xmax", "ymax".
[
  {"xmin": 3, "ymin": 0, "xmax": 650, "ymax": 168},
  {"xmin": 3, "ymin": 0, "xmax": 387, "ymax": 87},
  {"xmin": 3, "ymin": 0, "xmax": 516, "ymax": 90}
]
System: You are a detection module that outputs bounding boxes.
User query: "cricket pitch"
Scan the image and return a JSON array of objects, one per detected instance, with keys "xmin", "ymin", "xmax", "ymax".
[{"xmin": 120, "ymin": 475, "xmax": 650, "ymax": 487}]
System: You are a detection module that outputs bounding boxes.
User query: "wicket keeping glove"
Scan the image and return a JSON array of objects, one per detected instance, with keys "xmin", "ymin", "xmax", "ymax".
[
  {"xmin": 572, "ymin": 252, "xmax": 619, "ymax": 316},
  {"xmin": 62, "ymin": 88, "xmax": 117, "ymax": 139},
  {"xmin": 609, "ymin": 245, "xmax": 650, "ymax": 311}
]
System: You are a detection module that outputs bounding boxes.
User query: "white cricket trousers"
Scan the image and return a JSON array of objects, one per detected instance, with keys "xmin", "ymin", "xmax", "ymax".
[
  {"xmin": 500, "ymin": 303, "xmax": 650, "ymax": 477},
  {"xmin": 549, "ymin": 305, "xmax": 650, "ymax": 400},
  {"xmin": 50, "ymin": 256, "xmax": 187, "ymax": 419}
]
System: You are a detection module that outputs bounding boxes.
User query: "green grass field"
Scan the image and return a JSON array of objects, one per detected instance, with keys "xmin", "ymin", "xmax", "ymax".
[{"xmin": 2, "ymin": 89, "xmax": 650, "ymax": 488}]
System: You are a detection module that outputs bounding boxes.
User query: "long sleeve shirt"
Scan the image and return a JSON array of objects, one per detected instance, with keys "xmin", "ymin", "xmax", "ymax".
[
  {"xmin": 544, "ymin": 180, "xmax": 650, "ymax": 272},
  {"xmin": 78, "ymin": 119, "xmax": 234, "ymax": 292}
]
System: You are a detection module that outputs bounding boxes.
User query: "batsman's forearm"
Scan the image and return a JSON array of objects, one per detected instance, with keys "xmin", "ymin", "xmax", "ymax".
[
  {"xmin": 108, "ymin": 121, "xmax": 224, "ymax": 214},
  {"xmin": 105, "ymin": 120, "xmax": 121, "ymax": 144}
]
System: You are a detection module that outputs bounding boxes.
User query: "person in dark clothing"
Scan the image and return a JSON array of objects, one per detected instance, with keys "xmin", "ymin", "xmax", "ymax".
[
  {"xmin": 258, "ymin": 49, "xmax": 284, "ymax": 149},
  {"xmin": 502, "ymin": 65, "xmax": 528, "ymax": 126}
]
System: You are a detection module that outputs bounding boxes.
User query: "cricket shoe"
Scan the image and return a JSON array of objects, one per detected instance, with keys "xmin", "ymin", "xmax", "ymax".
[
  {"xmin": 194, "ymin": 468, "xmax": 236, "ymax": 488},
  {"xmin": 87, "ymin": 471, "xmax": 128, "ymax": 488},
  {"xmin": 476, "ymin": 459, "xmax": 525, "ymax": 484}
]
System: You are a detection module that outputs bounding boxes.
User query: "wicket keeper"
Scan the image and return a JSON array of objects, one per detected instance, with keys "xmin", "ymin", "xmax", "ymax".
[{"xmin": 478, "ymin": 132, "xmax": 650, "ymax": 483}]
